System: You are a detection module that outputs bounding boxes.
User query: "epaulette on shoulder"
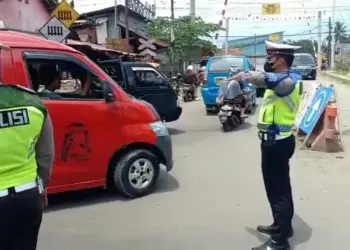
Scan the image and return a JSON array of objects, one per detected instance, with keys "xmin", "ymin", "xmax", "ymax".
[{"xmin": 12, "ymin": 85, "xmax": 36, "ymax": 94}]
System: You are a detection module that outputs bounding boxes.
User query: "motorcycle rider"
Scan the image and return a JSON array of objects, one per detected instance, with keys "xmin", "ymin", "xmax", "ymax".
[
  {"xmin": 216, "ymin": 66, "xmax": 247, "ymax": 117},
  {"xmin": 198, "ymin": 66, "xmax": 206, "ymax": 86},
  {"xmin": 183, "ymin": 65, "xmax": 200, "ymax": 101}
]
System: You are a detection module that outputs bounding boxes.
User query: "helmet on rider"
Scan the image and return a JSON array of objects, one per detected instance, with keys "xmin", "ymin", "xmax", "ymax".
[
  {"xmin": 227, "ymin": 65, "xmax": 240, "ymax": 78},
  {"xmin": 187, "ymin": 65, "xmax": 194, "ymax": 71}
]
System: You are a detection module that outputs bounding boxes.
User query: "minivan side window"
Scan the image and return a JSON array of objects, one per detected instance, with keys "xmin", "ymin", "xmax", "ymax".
[
  {"xmin": 100, "ymin": 64, "xmax": 126, "ymax": 89},
  {"xmin": 24, "ymin": 57, "xmax": 104, "ymax": 100},
  {"xmin": 131, "ymin": 67, "xmax": 166, "ymax": 87}
]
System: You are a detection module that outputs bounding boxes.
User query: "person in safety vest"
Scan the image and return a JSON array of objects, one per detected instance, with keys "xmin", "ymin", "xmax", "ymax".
[
  {"xmin": 228, "ymin": 40, "xmax": 301, "ymax": 250},
  {"xmin": 0, "ymin": 83, "xmax": 54, "ymax": 250}
]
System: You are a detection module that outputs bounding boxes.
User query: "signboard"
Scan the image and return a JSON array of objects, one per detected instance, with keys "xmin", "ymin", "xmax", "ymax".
[
  {"xmin": 51, "ymin": 0, "xmax": 79, "ymax": 28},
  {"xmin": 299, "ymin": 87, "xmax": 333, "ymax": 135},
  {"xmin": 128, "ymin": 0, "xmax": 155, "ymax": 19},
  {"xmin": 39, "ymin": 16, "xmax": 71, "ymax": 43},
  {"xmin": 269, "ymin": 33, "xmax": 280, "ymax": 41},
  {"xmin": 262, "ymin": 3, "xmax": 281, "ymax": 15},
  {"xmin": 138, "ymin": 38, "xmax": 157, "ymax": 57}
]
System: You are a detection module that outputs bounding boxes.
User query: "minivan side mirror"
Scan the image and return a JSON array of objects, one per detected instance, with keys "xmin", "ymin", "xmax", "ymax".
[{"xmin": 102, "ymin": 81, "xmax": 115, "ymax": 102}]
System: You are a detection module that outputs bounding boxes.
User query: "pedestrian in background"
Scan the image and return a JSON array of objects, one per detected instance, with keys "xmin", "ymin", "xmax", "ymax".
[
  {"xmin": 228, "ymin": 41, "xmax": 302, "ymax": 250},
  {"xmin": 0, "ymin": 83, "xmax": 54, "ymax": 250}
]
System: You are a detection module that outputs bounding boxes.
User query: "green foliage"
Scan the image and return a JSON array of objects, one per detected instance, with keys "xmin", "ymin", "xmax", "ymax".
[
  {"xmin": 147, "ymin": 16, "xmax": 221, "ymax": 61},
  {"xmin": 335, "ymin": 62, "xmax": 349, "ymax": 74},
  {"xmin": 288, "ymin": 39, "xmax": 318, "ymax": 55}
]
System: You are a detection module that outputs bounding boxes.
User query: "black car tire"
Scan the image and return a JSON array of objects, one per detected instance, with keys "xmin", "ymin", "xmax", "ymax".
[
  {"xmin": 222, "ymin": 122, "xmax": 231, "ymax": 132},
  {"xmin": 110, "ymin": 149, "xmax": 160, "ymax": 198}
]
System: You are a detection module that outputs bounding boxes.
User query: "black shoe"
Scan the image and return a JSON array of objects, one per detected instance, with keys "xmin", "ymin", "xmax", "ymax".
[
  {"xmin": 257, "ymin": 225, "xmax": 294, "ymax": 238},
  {"xmin": 252, "ymin": 239, "xmax": 290, "ymax": 250}
]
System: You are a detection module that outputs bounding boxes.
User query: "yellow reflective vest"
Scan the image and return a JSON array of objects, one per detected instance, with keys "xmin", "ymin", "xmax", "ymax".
[
  {"xmin": 0, "ymin": 85, "xmax": 46, "ymax": 189},
  {"xmin": 258, "ymin": 81, "xmax": 301, "ymax": 137}
]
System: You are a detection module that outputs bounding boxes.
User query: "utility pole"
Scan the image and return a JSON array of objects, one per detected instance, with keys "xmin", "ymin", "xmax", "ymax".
[
  {"xmin": 328, "ymin": 17, "xmax": 332, "ymax": 69},
  {"xmin": 330, "ymin": 0, "xmax": 336, "ymax": 69},
  {"xmin": 224, "ymin": 18, "xmax": 229, "ymax": 54},
  {"xmin": 152, "ymin": 0, "xmax": 156, "ymax": 18},
  {"xmin": 125, "ymin": 0, "xmax": 130, "ymax": 46},
  {"xmin": 114, "ymin": 0, "xmax": 119, "ymax": 39},
  {"xmin": 254, "ymin": 33, "xmax": 257, "ymax": 66},
  {"xmin": 170, "ymin": 0, "xmax": 175, "ymax": 74},
  {"xmin": 190, "ymin": 0, "xmax": 195, "ymax": 20},
  {"xmin": 317, "ymin": 11, "xmax": 322, "ymax": 71}
]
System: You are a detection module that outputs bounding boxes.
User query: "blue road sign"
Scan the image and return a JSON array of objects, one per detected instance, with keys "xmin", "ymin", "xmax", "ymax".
[{"xmin": 299, "ymin": 86, "xmax": 333, "ymax": 135}]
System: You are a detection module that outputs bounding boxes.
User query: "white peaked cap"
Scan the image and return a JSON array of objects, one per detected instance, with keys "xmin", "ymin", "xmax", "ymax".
[{"xmin": 265, "ymin": 40, "xmax": 301, "ymax": 51}]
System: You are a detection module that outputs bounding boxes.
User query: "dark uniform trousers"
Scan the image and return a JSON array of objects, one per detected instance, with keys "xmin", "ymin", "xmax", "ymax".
[
  {"xmin": 261, "ymin": 134, "xmax": 296, "ymax": 243},
  {"xmin": 0, "ymin": 187, "xmax": 43, "ymax": 250}
]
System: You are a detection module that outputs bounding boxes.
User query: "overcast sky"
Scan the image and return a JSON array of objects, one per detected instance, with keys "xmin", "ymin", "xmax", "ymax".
[{"xmin": 71, "ymin": 0, "xmax": 350, "ymax": 46}]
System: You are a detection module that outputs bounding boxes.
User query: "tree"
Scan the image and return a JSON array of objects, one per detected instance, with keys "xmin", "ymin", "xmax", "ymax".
[
  {"xmin": 326, "ymin": 21, "xmax": 349, "ymax": 43},
  {"xmin": 288, "ymin": 39, "xmax": 318, "ymax": 55},
  {"xmin": 69, "ymin": 0, "xmax": 75, "ymax": 8},
  {"xmin": 147, "ymin": 16, "xmax": 221, "ymax": 64},
  {"xmin": 334, "ymin": 21, "xmax": 348, "ymax": 43}
]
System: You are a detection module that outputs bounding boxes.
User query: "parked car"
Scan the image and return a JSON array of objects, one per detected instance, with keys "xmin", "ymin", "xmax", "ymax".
[
  {"xmin": 0, "ymin": 30, "xmax": 173, "ymax": 198},
  {"xmin": 99, "ymin": 60, "xmax": 182, "ymax": 122},
  {"xmin": 291, "ymin": 53, "xmax": 317, "ymax": 80}
]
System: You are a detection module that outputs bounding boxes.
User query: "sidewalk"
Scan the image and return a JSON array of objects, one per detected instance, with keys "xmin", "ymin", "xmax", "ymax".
[
  {"xmin": 321, "ymin": 71, "xmax": 350, "ymax": 84},
  {"xmin": 286, "ymin": 75, "xmax": 350, "ymax": 249}
]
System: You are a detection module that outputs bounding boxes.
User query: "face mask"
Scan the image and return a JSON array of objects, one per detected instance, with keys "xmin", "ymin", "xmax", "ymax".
[{"xmin": 264, "ymin": 62, "xmax": 275, "ymax": 72}]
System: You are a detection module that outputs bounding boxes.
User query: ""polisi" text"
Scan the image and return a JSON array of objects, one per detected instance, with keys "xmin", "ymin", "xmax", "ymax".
[{"xmin": 0, "ymin": 109, "xmax": 30, "ymax": 129}]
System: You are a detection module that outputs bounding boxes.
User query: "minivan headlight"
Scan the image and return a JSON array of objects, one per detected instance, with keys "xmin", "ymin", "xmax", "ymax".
[{"xmin": 149, "ymin": 121, "xmax": 169, "ymax": 136}]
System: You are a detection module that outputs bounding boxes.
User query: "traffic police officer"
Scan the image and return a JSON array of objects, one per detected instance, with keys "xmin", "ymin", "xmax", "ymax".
[
  {"xmin": 0, "ymin": 83, "xmax": 54, "ymax": 250},
  {"xmin": 229, "ymin": 41, "xmax": 302, "ymax": 250}
]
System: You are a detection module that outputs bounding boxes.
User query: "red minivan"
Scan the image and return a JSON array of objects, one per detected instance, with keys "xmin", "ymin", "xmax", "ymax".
[{"xmin": 0, "ymin": 30, "xmax": 173, "ymax": 198}]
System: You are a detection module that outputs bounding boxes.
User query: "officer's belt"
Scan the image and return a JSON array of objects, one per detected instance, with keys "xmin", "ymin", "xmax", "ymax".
[
  {"xmin": 257, "ymin": 123, "xmax": 293, "ymax": 132},
  {"xmin": 0, "ymin": 180, "xmax": 37, "ymax": 197},
  {"xmin": 263, "ymin": 93, "xmax": 295, "ymax": 112}
]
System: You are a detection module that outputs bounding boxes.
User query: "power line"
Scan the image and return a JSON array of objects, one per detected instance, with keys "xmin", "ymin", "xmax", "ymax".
[{"xmin": 214, "ymin": 31, "xmax": 336, "ymax": 38}]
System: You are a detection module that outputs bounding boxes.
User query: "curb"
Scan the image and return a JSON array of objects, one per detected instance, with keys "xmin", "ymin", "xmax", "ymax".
[{"xmin": 320, "ymin": 72, "xmax": 350, "ymax": 85}]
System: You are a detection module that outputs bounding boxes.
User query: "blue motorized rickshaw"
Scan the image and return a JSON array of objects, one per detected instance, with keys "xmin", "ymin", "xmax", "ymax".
[{"xmin": 201, "ymin": 55, "xmax": 257, "ymax": 114}]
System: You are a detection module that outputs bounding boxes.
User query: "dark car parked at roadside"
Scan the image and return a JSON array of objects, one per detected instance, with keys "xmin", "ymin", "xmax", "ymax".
[{"xmin": 291, "ymin": 53, "xmax": 317, "ymax": 80}]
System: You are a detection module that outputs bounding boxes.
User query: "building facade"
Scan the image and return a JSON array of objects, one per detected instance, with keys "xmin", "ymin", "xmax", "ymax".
[
  {"xmin": 0, "ymin": 0, "xmax": 57, "ymax": 33},
  {"xmin": 77, "ymin": 5, "xmax": 150, "ymax": 46},
  {"xmin": 226, "ymin": 32, "xmax": 284, "ymax": 57}
]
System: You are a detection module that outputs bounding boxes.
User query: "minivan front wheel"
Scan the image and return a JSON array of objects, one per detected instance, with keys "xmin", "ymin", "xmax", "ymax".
[{"xmin": 111, "ymin": 149, "xmax": 160, "ymax": 198}]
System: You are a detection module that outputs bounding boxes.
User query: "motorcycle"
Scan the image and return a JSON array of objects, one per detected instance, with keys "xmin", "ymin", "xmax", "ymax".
[
  {"xmin": 170, "ymin": 76, "xmax": 181, "ymax": 96},
  {"xmin": 218, "ymin": 99, "xmax": 247, "ymax": 132},
  {"xmin": 182, "ymin": 84, "xmax": 196, "ymax": 102}
]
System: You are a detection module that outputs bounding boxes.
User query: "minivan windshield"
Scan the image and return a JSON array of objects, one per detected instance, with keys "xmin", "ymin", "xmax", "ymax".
[
  {"xmin": 208, "ymin": 57, "xmax": 244, "ymax": 72},
  {"xmin": 292, "ymin": 54, "xmax": 315, "ymax": 65}
]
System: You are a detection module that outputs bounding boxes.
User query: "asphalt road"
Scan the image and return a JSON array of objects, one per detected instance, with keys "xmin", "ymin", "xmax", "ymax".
[{"xmin": 38, "ymin": 79, "xmax": 350, "ymax": 250}]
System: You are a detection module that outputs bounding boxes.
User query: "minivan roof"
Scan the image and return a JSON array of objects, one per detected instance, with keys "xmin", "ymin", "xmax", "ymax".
[
  {"xmin": 211, "ymin": 55, "xmax": 245, "ymax": 58},
  {"xmin": 0, "ymin": 30, "xmax": 81, "ymax": 54}
]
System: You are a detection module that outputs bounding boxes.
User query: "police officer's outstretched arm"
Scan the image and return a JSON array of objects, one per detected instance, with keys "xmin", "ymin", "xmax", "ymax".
[
  {"xmin": 230, "ymin": 71, "xmax": 297, "ymax": 97},
  {"xmin": 35, "ymin": 114, "xmax": 54, "ymax": 186}
]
